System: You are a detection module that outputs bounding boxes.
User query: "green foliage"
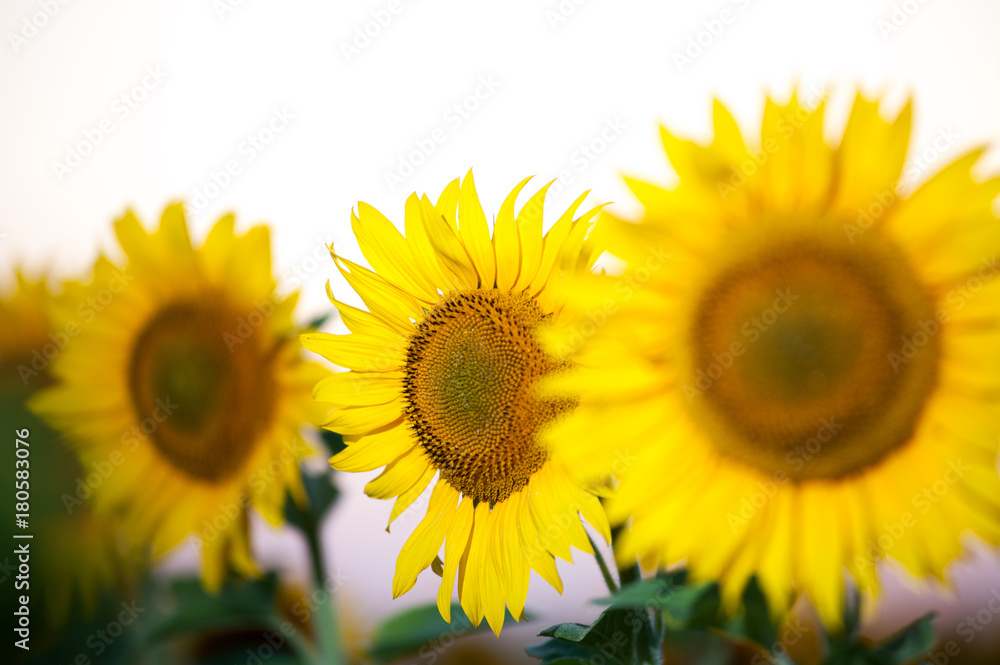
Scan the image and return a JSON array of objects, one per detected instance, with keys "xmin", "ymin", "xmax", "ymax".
[
  {"xmin": 531, "ymin": 572, "xmax": 788, "ymax": 665},
  {"xmin": 11, "ymin": 588, "xmax": 142, "ymax": 665},
  {"xmin": 319, "ymin": 428, "xmax": 348, "ymax": 457},
  {"xmin": 367, "ymin": 602, "xmax": 521, "ymax": 664},
  {"xmin": 823, "ymin": 594, "xmax": 935, "ymax": 665},
  {"xmin": 303, "ymin": 311, "xmax": 334, "ymax": 333},
  {"xmin": 528, "ymin": 604, "xmax": 659, "ymax": 665},
  {"xmin": 284, "ymin": 465, "xmax": 340, "ymax": 534},
  {"xmin": 145, "ymin": 574, "xmax": 283, "ymax": 644},
  {"xmin": 143, "ymin": 573, "xmax": 317, "ymax": 664},
  {"xmin": 531, "ymin": 572, "xmax": 937, "ymax": 665}
]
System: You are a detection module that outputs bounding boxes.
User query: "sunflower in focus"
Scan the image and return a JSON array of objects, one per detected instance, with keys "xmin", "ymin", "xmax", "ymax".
[
  {"xmin": 302, "ymin": 173, "xmax": 610, "ymax": 635},
  {"xmin": 1, "ymin": 274, "xmax": 123, "ymax": 624},
  {"xmin": 31, "ymin": 204, "xmax": 329, "ymax": 590},
  {"xmin": 544, "ymin": 92, "xmax": 1000, "ymax": 626}
]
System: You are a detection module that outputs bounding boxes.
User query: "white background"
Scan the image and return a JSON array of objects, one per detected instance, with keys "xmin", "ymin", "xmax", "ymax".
[{"xmin": 2, "ymin": 0, "xmax": 1000, "ymax": 657}]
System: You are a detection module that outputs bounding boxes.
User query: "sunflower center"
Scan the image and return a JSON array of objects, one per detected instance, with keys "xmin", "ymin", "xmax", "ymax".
[
  {"xmin": 403, "ymin": 290, "xmax": 571, "ymax": 505},
  {"xmin": 128, "ymin": 301, "xmax": 277, "ymax": 482},
  {"xmin": 687, "ymin": 224, "xmax": 940, "ymax": 480}
]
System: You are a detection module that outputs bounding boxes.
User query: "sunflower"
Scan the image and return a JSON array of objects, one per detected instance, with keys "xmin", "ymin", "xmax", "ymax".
[
  {"xmin": 301, "ymin": 173, "xmax": 611, "ymax": 635},
  {"xmin": 543, "ymin": 92, "xmax": 1000, "ymax": 626},
  {"xmin": 1, "ymin": 274, "xmax": 124, "ymax": 624},
  {"xmin": 31, "ymin": 204, "xmax": 329, "ymax": 590}
]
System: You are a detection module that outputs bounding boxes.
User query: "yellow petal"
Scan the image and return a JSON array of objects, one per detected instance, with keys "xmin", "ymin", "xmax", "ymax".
[
  {"xmin": 512, "ymin": 181, "xmax": 552, "ymax": 291},
  {"xmin": 333, "ymin": 252, "xmax": 424, "ymax": 326},
  {"xmin": 493, "ymin": 177, "xmax": 532, "ymax": 291},
  {"xmin": 352, "ymin": 203, "xmax": 439, "ymax": 303},
  {"xmin": 458, "ymin": 172, "xmax": 496, "ymax": 288},
  {"xmin": 393, "ymin": 482, "xmax": 458, "ymax": 597},
  {"xmin": 322, "ymin": 401, "xmax": 404, "ymax": 435},
  {"xmin": 437, "ymin": 496, "xmax": 475, "ymax": 622},
  {"xmin": 529, "ymin": 189, "xmax": 591, "ymax": 295},
  {"xmin": 300, "ymin": 332, "xmax": 405, "ymax": 373},
  {"xmin": 388, "ymin": 464, "xmax": 437, "ymax": 527},
  {"xmin": 830, "ymin": 94, "xmax": 912, "ymax": 219},
  {"xmin": 418, "ymin": 195, "xmax": 478, "ymax": 290},
  {"xmin": 435, "ymin": 177, "xmax": 461, "ymax": 229},
  {"xmin": 365, "ymin": 447, "xmax": 433, "ymax": 499},
  {"xmin": 332, "ymin": 423, "xmax": 414, "ymax": 472},
  {"xmin": 313, "ymin": 371, "xmax": 402, "ymax": 407}
]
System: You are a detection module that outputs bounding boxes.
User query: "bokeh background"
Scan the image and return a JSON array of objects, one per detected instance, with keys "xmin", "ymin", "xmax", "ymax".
[{"xmin": 2, "ymin": 0, "xmax": 1000, "ymax": 662}]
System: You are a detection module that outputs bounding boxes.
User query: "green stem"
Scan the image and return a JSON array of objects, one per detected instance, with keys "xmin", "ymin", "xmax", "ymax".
[
  {"xmin": 305, "ymin": 521, "xmax": 347, "ymax": 665},
  {"xmin": 608, "ymin": 523, "xmax": 661, "ymax": 665},
  {"xmin": 587, "ymin": 532, "xmax": 619, "ymax": 594},
  {"xmin": 267, "ymin": 616, "xmax": 319, "ymax": 665},
  {"xmin": 611, "ymin": 524, "xmax": 642, "ymax": 588}
]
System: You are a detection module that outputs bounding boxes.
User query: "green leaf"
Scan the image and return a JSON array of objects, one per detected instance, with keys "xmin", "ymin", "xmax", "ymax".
[
  {"xmin": 367, "ymin": 602, "xmax": 516, "ymax": 664},
  {"xmin": 594, "ymin": 571, "xmax": 685, "ymax": 608},
  {"xmin": 319, "ymin": 428, "xmax": 348, "ymax": 456},
  {"xmin": 598, "ymin": 576, "xmax": 721, "ymax": 631},
  {"xmin": 538, "ymin": 623, "xmax": 592, "ymax": 641},
  {"xmin": 868, "ymin": 613, "xmax": 935, "ymax": 664},
  {"xmin": 535, "ymin": 606, "xmax": 658, "ymax": 665},
  {"xmin": 526, "ymin": 638, "xmax": 610, "ymax": 665},
  {"xmin": 842, "ymin": 589, "xmax": 862, "ymax": 641},
  {"xmin": 16, "ymin": 589, "xmax": 142, "ymax": 665},
  {"xmin": 285, "ymin": 468, "xmax": 340, "ymax": 532},
  {"xmin": 145, "ymin": 574, "xmax": 281, "ymax": 645},
  {"xmin": 198, "ymin": 651, "xmax": 304, "ymax": 665},
  {"xmin": 823, "ymin": 606, "xmax": 936, "ymax": 665},
  {"xmin": 720, "ymin": 576, "xmax": 778, "ymax": 650},
  {"xmin": 304, "ymin": 311, "xmax": 334, "ymax": 331}
]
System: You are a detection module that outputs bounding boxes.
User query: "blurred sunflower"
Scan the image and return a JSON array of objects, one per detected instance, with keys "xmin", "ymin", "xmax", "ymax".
[
  {"xmin": 1, "ymin": 274, "xmax": 124, "ymax": 624},
  {"xmin": 302, "ymin": 173, "xmax": 610, "ymax": 635},
  {"xmin": 544, "ymin": 92, "xmax": 1000, "ymax": 626},
  {"xmin": 31, "ymin": 204, "xmax": 329, "ymax": 590}
]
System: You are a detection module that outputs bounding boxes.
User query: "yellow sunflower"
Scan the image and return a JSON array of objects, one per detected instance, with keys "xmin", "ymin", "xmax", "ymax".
[
  {"xmin": 1, "ymin": 274, "xmax": 124, "ymax": 624},
  {"xmin": 543, "ymin": 92, "xmax": 1000, "ymax": 626},
  {"xmin": 301, "ymin": 173, "xmax": 611, "ymax": 635},
  {"xmin": 31, "ymin": 204, "xmax": 329, "ymax": 590}
]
